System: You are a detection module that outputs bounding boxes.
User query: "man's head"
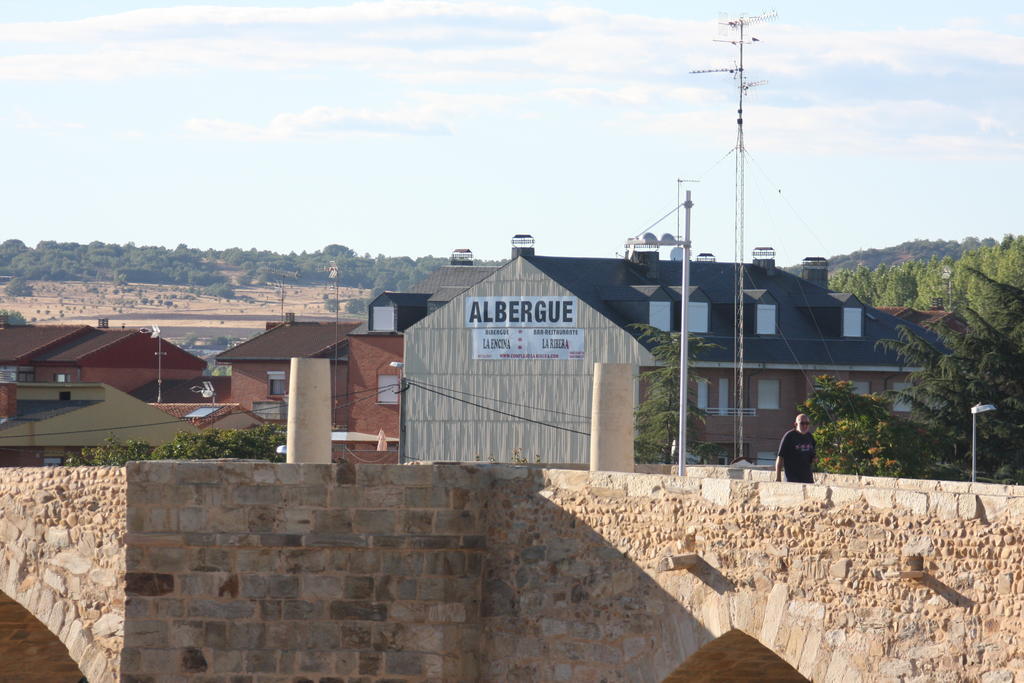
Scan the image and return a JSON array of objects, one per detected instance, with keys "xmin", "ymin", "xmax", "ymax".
[{"xmin": 794, "ymin": 414, "xmax": 811, "ymax": 434}]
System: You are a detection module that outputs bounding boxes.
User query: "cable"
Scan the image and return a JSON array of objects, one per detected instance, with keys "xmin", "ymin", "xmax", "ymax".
[
  {"xmin": 406, "ymin": 380, "xmax": 590, "ymax": 437},
  {"xmin": 407, "ymin": 377, "xmax": 590, "ymax": 420}
]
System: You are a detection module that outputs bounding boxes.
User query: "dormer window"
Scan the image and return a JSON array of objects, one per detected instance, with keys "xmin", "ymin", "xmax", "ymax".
[
  {"xmin": 650, "ymin": 301, "xmax": 671, "ymax": 332},
  {"xmin": 843, "ymin": 307, "xmax": 862, "ymax": 337},
  {"xmin": 688, "ymin": 301, "xmax": 709, "ymax": 333},
  {"xmin": 372, "ymin": 305, "xmax": 396, "ymax": 332},
  {"xmin": 756, "ymin": 304, "xmax": 776, "ymax": 335}
]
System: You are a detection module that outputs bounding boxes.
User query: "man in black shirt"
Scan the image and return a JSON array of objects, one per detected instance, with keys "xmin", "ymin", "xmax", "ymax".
[{"xmin": 775, "ymin": 413, "xmax": 816, "ymax": 483}]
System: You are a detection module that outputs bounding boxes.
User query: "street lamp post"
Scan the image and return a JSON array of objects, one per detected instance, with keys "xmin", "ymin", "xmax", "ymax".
[
  {"xmin": 624, "ymin": 189, "xmax": 694, "ymax": 477},
  {"xmin": 970, "ymin": 403, "xmax": 997, "ymax": 483}
]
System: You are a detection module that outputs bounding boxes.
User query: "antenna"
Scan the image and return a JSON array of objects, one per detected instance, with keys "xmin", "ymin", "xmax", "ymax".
[{"xmin": 691, "ymin": 9, "xmax": 776, "ymax": 462}]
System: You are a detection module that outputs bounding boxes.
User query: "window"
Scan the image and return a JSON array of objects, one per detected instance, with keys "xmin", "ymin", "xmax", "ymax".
[
  {"xmin": 267, "ymin": 371, "xmax": 287, "ymax": 396},
  {"xmin": 843, "ymin": 307, "xmax": 862, "ymax": 337},
  {"xmin": 42, "ymin": 457, "xmax": 64, "ymax": 466},
  {"xmin": 756, "ymin": 304, "xmax": 776, "ymax": 335},
  {"xmin": 696, "ymin": 379, "xmax": 709, "ymax": 410},
  {"xmin": 718, "ymin": 378, "xmax": 729, "ymax": 413},
  {"xmin": 892, "ymin": 381, "xmax": 912, "ymax": 412},
  {"xmin": 16, "ymin": 367, "xmax": 34, "ymax": 382},
  {"xmin": 378, "ymin": 375, "xmax": 400, "ymax": 404},
  {"xmin": 58, "ymin": 391, "xmax": 71, "ymax": 401},
  {"xmin": 54, "ymin": 373, "xmax": 70, "ymax": 383},
  {"xmin": 688, "ymin": 301, "xmax": 709, "ymax": 333},
  {"xmin": 372, "ymin": 305, "xmax": 396, "ymax": 332},
  {"xmin": 851, "ymin": 380, "xmax": 870, "ymax": 395},
  {"xmin": 756, "ymin": 379, "xmax": 780, "ymax": 410},
  {"xmin": 756, "ymin": 451, "xmax": 776, "ymax": 466},
  {"xmin": 649, "ymin": 301, "xmax": 671, "ymax": 332}
]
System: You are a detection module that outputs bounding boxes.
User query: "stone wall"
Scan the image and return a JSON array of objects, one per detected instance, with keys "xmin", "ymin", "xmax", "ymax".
[
  {"xmin": 5, "ymin": 461, "xmax": 1024, "ymax": 682},
  {"xmin": 485, "ymin": 468, "xmax": 1024, "ymax": 681},
  {"xmin": 0, "ymin": 466, "xmax": 126, "ymax": 681},
  {"xmin": 122, "ymin": 460, "xmax": 489, "ymax": 681}
]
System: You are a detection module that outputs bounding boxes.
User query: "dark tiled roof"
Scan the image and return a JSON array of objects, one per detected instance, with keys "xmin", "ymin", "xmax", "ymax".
[
  {"xmin": 877, "ymin": 306, "xmax": 968, "ymax": 334},
  {"xmin": 35, "ymin": 329, "xmax": 137, "ymax": 362},
  {"xmin": 406, "ymin": 265, "xmax": 500, "ymax": 295},
  {"xmin": 131, "ymin": 376, "xmax": 232, "ymax": 403},
  {"xmin": 522, "ymin": 255, "xmax": 938, "ymax": 367},
  {"xmin": 0, "ymin": 325, "xmax": 91, "ymax": 364},
  {"xmin": 217, "ymin": 322, "xmax": 361, "ymax": 361},
  {"xmin": 0, "ymin": 399, "xmax": 98, "ymax": 430}
]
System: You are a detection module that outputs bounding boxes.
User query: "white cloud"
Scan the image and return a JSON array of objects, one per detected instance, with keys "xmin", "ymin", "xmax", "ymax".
[
  {"xmin": 621, "ymin": 100, "xmax": 1022, "ymax": 160},
  {"xmin": 10, "ymin": 109, "xmax": 84, "ymax": 132}
]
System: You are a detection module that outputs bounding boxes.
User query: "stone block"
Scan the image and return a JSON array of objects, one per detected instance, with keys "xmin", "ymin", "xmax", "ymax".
[
  {"xmin": 187, "ymin": 599, "xmax": 256, "ymax": 620},
  {"xmin": 759, "ymin": 582, "xmax": 789, "ymax": 649},
  {"xmin": 329, "ymin": 600, "xmax": 387, "ymax": 621},
  {"xmin": 434, "ymin": 510, "xmax": 478, "ymax": 535},
  {"xmin": 404, "ymin": 486, "xmax": 451, "ymax": 508},
  {"xmin": 384, "ymin": 465, "xmax": 434, "ymax": 487},
  {"xmin": 929, "ymin": 492, "xmax": 960, "ymax": 519},
  {"xmin": 759, "ymin": 482, "xmax": 805, "ymax": 508},
  {"xmin": 958, "ymin": 494, "xmax": 982, "ymax": 520},
  {"xmin": 353, "ymin": 509, "xmax": 397, "ymax": 534},
  {"xmin": 863, "ymin": 488, "xmax": 894, "ymax": 509},
  {"xmin": 894, "ymin": 490, "xmax": 927, "ymax": 516}
]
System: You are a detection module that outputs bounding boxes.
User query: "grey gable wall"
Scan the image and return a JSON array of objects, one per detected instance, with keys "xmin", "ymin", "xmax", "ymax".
[{"xmin": 402, "ymin": 257, "xmax": 654, "ymax": 464}]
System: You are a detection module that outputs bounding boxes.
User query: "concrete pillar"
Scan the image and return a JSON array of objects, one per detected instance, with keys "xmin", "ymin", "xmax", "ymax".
[
  {"xmin": 589, "ymin": 363, "xmax": 634, "ymax": 472},
  {"xmin": 286, "ymin": 357, "xmax": 332, "ymax": 464}
]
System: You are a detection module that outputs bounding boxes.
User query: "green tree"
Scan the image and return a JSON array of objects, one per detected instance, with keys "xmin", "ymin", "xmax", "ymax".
[
  {"xmin": 0, "ymin": 309, "xmax": 27, "ymax": 325},
  {"xmin": 68, "ymin": 425, "xmax": 286, "ymax": 466},
  {"xmin": 68, "ymin": 437, "xmax": 154, "ymax": 466},
  {"xmin": 798, "ymin": 376, "xmax": 941, "ymax": 478},
  {"xmin": 885, "ymin": 268, "xmax": 1024, "ymax": 482},
  {"xmin": 4, "ymin": 277, "xmax": 32, "ymax": 297},
  {"xmin": 633, "ymin": 325, "xmax": 721, "ymax": 464},
  {"xmin": 151, "ymin": 424, "xmax": 286, "ymax": 462}
]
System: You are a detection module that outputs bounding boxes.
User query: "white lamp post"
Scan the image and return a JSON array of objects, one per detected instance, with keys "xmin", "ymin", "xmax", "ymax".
[
  {"xmin": 625, "ymin": 190, "xmax": 694, "ymax": 477},
  {"xmin": 970, "ymin": 403, "xmax": 996, "ymax": 483}
]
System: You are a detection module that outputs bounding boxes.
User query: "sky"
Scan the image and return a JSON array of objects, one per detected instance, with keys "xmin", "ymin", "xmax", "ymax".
[{"xmin": 2, "ymin": 1, "xmax": 1023, "ymax": 267}]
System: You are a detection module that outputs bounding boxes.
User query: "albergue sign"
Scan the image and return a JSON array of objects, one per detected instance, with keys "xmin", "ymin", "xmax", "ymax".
[
  {"xmin": 465, "ymin": 296, "xmax": 576, "ymax": 328},
  {"xmin": 472, "ymin": 328, "xmax": 585, "ymax": 360}
]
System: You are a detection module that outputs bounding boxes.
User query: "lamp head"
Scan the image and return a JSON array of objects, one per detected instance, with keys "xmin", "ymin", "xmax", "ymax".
[{"xmin": 971, "ymin": 403, "xmax": 997, "ymax": 414}]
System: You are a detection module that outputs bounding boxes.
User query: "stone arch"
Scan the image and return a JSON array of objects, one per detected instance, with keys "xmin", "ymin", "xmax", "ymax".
[
  {"xmin": 0, "ymin": 590, "xmax": 83, "ymax": 682},
  {"xmin": 0, "ymin": 466, "xmax": 126, "ymax": 681},
  {"xmin": 661, "ymin": 629, "xmax": 808, "ymax": 682}
]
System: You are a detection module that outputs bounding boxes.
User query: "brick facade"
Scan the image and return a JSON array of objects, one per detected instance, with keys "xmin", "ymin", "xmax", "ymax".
[
  {"xmin": 345, "ymin": 334, "xmax": 403, "ymax": 439},
  {"xmin": 228, "ymin": 360, "xmax": 349, "ymax": 426}
]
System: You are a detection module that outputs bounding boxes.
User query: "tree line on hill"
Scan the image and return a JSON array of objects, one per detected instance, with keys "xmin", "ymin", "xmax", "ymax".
[
  {"xmin": 0, "ymin": 239, "xmax": 502, "ymax": 298},
  {"xmin": 828, "ymin": 234, "xmax": 1024, "ymax": 318}
]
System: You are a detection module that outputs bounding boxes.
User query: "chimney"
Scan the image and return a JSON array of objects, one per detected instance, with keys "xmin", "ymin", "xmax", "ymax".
[
  {"xmin": 285, "ymin": 312, "xmax": 296, "ymax": 324},
  {"xmin": 752, "ymin": 247, "xmax": 776, "ymax": 273},
  {"xmin": 97, "ymin": 318, "xmax": 109, "ymax": 328},
  {"xmin": 450, "ymin": 249, "xmax": 474, "ymax": 266},
  {"xmin": 800, "ymin": 257, "xmax": 829, "ymax": 289},
  {"xmin": 511, "ymin": 234, "xmax": 535, "ymax": 259},
  {"xmin": 0, "ymin": 313, "xmax": 7, "ymax": 329},
  {"xmin": 0, "ymin": 383, "xmax": 16, "ymax": 420},
  {"xmin": 628, "ymin": 249, "xmax": 659, "ymax": 279}
]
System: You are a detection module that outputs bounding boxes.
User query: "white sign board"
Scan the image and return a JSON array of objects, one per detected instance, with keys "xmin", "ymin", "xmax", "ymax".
[
  {"xmin": 472, "ymin": 328, "xmax": 585, "ymax": 360},
  {"xmin": 465, "ymin": 296, "xmax": 576, "ymax": 328}
]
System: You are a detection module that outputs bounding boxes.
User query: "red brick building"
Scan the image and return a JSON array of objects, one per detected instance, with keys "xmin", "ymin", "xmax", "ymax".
[
  {"xmin": 344, "ymin": 332, "xmax": 403, "ymax": 440},
  {"xmin": 0, "ymin": 322, "xmax": 205, "ymax": 393},
  {"xmin": 215, "ymin": 320, "xmax": 360, "ymax": 425}
]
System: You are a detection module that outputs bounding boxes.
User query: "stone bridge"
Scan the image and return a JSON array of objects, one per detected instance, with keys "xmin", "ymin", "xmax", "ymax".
[{"xmin": 0, "ymin": 461, "xmax": 1022, "ymax": 681}]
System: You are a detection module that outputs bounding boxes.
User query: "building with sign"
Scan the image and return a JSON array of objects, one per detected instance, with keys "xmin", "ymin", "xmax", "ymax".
[{"xmin": 399, "ymin": 238, "xmax": 934, "ymax": 465}]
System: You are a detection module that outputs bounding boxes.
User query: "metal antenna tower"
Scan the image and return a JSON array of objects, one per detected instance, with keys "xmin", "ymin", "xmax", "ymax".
[{"xmin": 692, "ymin": 9, "xmax": 775, "ymax": 462}]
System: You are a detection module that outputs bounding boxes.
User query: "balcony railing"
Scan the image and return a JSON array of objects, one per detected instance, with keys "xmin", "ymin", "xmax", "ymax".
[{"xmin": 702, "ymin": 407, "xmax": 757, "ymax": 417}]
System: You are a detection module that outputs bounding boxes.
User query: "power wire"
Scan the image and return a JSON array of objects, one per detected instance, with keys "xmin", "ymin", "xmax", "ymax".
[{"xmin": 406, "ymin": 380, "xmax": 590, "ymax": 437}]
